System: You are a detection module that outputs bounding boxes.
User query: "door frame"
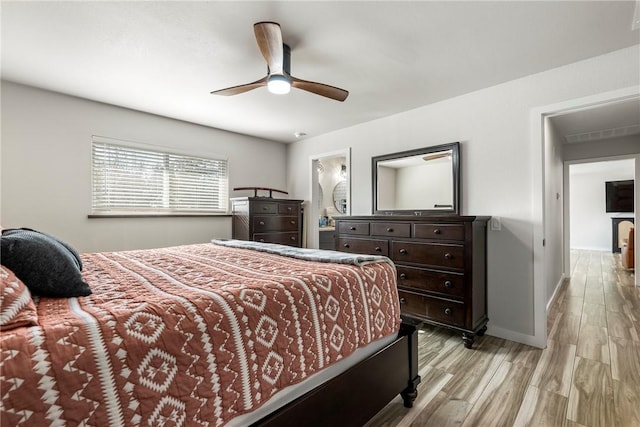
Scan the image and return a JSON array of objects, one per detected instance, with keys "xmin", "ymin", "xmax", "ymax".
[
  {"xmin": 531, "ymin": 85, "xmax": 640, "ymax": 348},
  {"xmin": 308, "ymin": 148, "xmax": 351, "ymax": 249}
]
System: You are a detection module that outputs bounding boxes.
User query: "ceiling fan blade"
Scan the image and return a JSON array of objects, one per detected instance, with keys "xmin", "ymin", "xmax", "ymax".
[
  {"xmin": 210, "ymin": 76, "xmax": 267, "ymax": 96},
  {"xmin": 423, "ymin": 152, "xmax": 452, "ymax": 161},
  {"xmin": 291, "ymin": 77, "xmax": 349, "ymax": 102},
  {"xmin": 254, "ymin": 22, "xmax": 284, "ymax": 74}
]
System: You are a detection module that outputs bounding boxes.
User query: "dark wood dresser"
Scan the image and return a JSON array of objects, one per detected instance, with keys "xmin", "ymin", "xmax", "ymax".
[
  {"xmin": 231, "ymin": 197, "xmax": 304, "ymax": 247},
  {"xmin": 334, "ymin": 215, "xmax": 489, "ymax": 348}
]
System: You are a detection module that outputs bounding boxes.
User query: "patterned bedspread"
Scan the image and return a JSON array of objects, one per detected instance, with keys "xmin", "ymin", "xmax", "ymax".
[{"xmin": 1, "ymin": 242, "xmax": 400, "ymax": 426}]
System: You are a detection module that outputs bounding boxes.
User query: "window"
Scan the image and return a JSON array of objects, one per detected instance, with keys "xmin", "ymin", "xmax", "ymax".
[{"xmin": 91, "ymin": 138, "xmax": 228, "ymax": 215}]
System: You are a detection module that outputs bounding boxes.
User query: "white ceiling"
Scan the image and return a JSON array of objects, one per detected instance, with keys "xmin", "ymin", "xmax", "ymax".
[{"xmin": 2, "ymin": 1, "xmax": 639, "ymax": 143}]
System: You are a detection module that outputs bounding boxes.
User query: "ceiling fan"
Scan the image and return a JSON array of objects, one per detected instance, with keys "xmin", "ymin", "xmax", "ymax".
[{"xmin": 211, "ymin": 22, "xmax": 349, "ymax": 102}]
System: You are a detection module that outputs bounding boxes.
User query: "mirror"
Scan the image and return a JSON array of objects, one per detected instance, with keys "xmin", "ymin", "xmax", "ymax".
[
  {"xmin": 372, "ymin": 142, "xmax": 460, "ymax": 215},
  {"xmin": 333, "ymin": 180, "xmax": 347, "ymax": 213}
]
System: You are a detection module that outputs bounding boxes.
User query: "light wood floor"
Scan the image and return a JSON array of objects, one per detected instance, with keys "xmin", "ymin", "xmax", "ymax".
[{"xmin": 365, "ymin": 250, "xmax": 639, "ymax": 427}]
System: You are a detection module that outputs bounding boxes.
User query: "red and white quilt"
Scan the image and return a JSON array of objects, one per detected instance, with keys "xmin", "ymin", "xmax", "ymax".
[{"xmin": 1, "ymin": 242, "xmax": 400, "ymax": 426}]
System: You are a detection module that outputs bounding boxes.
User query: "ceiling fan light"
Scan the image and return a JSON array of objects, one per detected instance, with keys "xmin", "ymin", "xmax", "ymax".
[{"xmin": 267, "ymin": 74, "xmax": 291, "ymax": 94}]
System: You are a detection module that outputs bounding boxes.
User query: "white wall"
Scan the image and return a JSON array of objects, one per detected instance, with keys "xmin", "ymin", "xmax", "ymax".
[
  {"xmin": 395, "ymin": 161, "xmax": 452, "ymax": 209},
  {"xmin": 377, "ymin": 166, "xmax": 396, "ymax": 210},
  {"xmin": 286, "ymin": 45, "xmax": 640, "ymax": 345},
  {"xmin": 569, "ymin": 159, "xmax": 635, "ymax": 251},
  {"xmin": 1, "ymin": 81, "xmax": 287, "ymax": 252}
]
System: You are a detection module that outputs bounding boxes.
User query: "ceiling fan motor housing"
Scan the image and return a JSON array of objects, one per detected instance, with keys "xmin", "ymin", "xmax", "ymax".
[{"xmin": 269, "ymin": 43, "xmax": 292, "ymax": 77}]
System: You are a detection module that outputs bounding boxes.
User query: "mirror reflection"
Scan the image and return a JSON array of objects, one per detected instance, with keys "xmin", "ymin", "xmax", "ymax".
[
  {"xmin": 372, "ymin": 142, "xmax": 460, "ymax": 215},
  {"xmin": 333, "ymin": 181, "xmax": 347, "ymax": 213}
]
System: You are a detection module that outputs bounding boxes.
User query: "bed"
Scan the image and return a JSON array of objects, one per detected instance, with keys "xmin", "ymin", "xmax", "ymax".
[{"xmin": 1, "ymin": 233, "xmax": 420, "ymax": 426}]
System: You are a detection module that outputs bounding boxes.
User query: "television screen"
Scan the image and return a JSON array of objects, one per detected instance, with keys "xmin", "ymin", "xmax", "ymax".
[{"xmin": 605, "ymin": 180, "xmax": 634, "ymax": 213}]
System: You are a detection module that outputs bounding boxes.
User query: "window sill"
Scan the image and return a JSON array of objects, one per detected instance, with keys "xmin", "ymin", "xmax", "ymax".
[{"xmin": 88, "ymin": 213, "xmax": 231, "ymax": 219}]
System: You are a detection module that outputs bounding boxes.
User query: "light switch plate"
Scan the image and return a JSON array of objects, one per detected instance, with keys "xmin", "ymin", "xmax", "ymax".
[{"xmin": 490, "ymin": 216, "xmax": 502, "ymax": 231}]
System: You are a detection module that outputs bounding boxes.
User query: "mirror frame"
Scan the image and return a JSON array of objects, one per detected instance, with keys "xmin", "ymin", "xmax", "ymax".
[{"xmin": 372, "ymin": 141, "xmax": 460, "ymax": 215}]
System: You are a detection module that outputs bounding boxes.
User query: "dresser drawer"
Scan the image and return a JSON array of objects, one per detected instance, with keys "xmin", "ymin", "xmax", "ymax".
[
  {"xmin": 371, "ymin": 222, "xmax": 411, "ymax": 238},
  {"xmin": 396, "ymin": 265, "xmax": 465, "ymax": 299},
  {"xmin": 254, "ymin": 216, "xmax": 298, "ymax": 232},
  {"xmin": 232, "ymin": 197, "xmax": 303, "ymax": 249},
  {"xmin": 413, "ymin": 223, "xmax": 465, "ymax": 241},
  {"xmin": 338, "ymin": 222, "xmax": 370, "ymax": 236},
  {"xmin": 278, "ymin": 203, "xmax": 300, "ymax": 215},
  {"xmin": 398, "ymin": 290, "xmax": 465, "ymax": 327},
  {"xmin": 250, "ymin": 201, "xmax": 277, "ymax": 214},
  {"xmin": 391, "ymin": 241, "xmax": 464, "ymax": 269},
  {"xmin": 333, "ymin": 215, "xmax": 488, "ymax": 348},
  {"xmin": 336, "ymin": 238, "xmax": 388, "ymax": 256},
  {"xmin": 254, "ymin": 232, "xmax": 300, "ymax": 246}
]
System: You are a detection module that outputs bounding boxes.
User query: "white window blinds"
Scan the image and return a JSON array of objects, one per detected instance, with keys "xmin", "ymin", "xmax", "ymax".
[{"xmin": 92, "ymin": 140, "xmax": 228, "ymax": 214}]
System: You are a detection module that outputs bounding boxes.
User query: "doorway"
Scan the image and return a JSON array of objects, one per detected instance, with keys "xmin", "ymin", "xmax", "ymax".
[
  {"xmin": 566, "ymin": 159, "xmax": 636, "ymax": 255},
  {"xmin": 533, "ymin": 88, "xmax": 640, "ymax": 347},
  {"xmin": 308, "ymin": 149, "xmax": 351, "ymax": 249}
]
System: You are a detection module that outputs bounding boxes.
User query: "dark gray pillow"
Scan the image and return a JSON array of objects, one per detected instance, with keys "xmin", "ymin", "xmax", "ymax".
[{"xmin": 0, "ymin": 229, "xmax": 91, "ymax": 298}]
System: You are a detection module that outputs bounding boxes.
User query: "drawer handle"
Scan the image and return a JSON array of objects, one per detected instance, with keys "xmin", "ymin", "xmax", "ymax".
[
  {"xmin": 259, "ymin": 221, "xmax": 265, "ymax": 225},
  {"xmin": 444, "ymin": 253, "xmax": 453, "ymax": 260},
  {"xmin": 374, "ymin": 246, "xmax": 382, "ymax": 252},
  {"xmin": 343, "ymin": 243, "xmax": 350, "ymax": 248},
  {"xmin": 444, "ymin": 280, "xmax": 453, "ymax": 288},
  {"xmin": 290, "ymin": 236, "xmax": 296, "ymax": 241},
  {"xmin": 386, "ymin": 227, "xmax": 394, "ymax": 232},
  {"xmin": 433, "ymin": 229, "xmax": 441, "ymax": 234},
  {"xmin": 399, "ymin": 297, "xmax": 406, "ymax": 304},
  {"xmin": 444, "ymin": 308, "xmax": 452, "ymax": 316},
  {"xmin": 399, "ymin": 248, "xmax": 408, "ymax": 255},
  {"xmin": 259, "ymin": 239, "xmax": 265, "ymax": 243},
  {"xmin": 350, "ymin": 226, "xmax": 357, "ymax": 231},
  {"xmin": 399, "ymin": 273, "xmax": 407, "ymax": 280},
  {"xmin": 263, "ymin": 206, "xmax": 269, "ymax": 210},
  {"xmin": 290, "ymin": 220, "xmax": 296, "ymax": 224},
  {"xmin": 287, "ymin": 207, "xmax": 292, "ymax": 211}
]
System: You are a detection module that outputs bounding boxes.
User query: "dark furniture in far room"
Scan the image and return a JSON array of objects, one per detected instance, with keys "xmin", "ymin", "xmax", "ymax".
[
  {"xmin": 231, "ymin": 197, "xmax": 303, "ymax": 247},
  {"xmin": 335, "ymin": 215, "xmax": 489, "ymax": 348}
]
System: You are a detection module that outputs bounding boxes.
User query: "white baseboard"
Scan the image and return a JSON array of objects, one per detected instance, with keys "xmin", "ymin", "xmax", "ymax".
[
  {"xmin": 546, "ymin": 274, "xmax": 568, "ymax": 313},
  {"xmin": 485, "ymin": 274, "xmax": 567, "ymax": 349},
  {"xmin": 569, "ymin": 246, "xmax": 610, "ymax": 252},
  {"xmin": 486, "ymin": 325, "xmax": 547, "ymax": 349}
]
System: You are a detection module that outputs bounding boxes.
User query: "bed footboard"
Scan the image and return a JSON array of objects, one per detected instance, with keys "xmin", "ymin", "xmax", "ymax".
[{"xmin": 252, "ymin": 321, "xmax": 420, "ymax": 427}]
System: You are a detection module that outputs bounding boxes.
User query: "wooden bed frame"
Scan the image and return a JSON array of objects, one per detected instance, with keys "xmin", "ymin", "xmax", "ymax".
[{"xmin": 253, "ymin": 321, "xmax": 421, "ymax": 427}]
